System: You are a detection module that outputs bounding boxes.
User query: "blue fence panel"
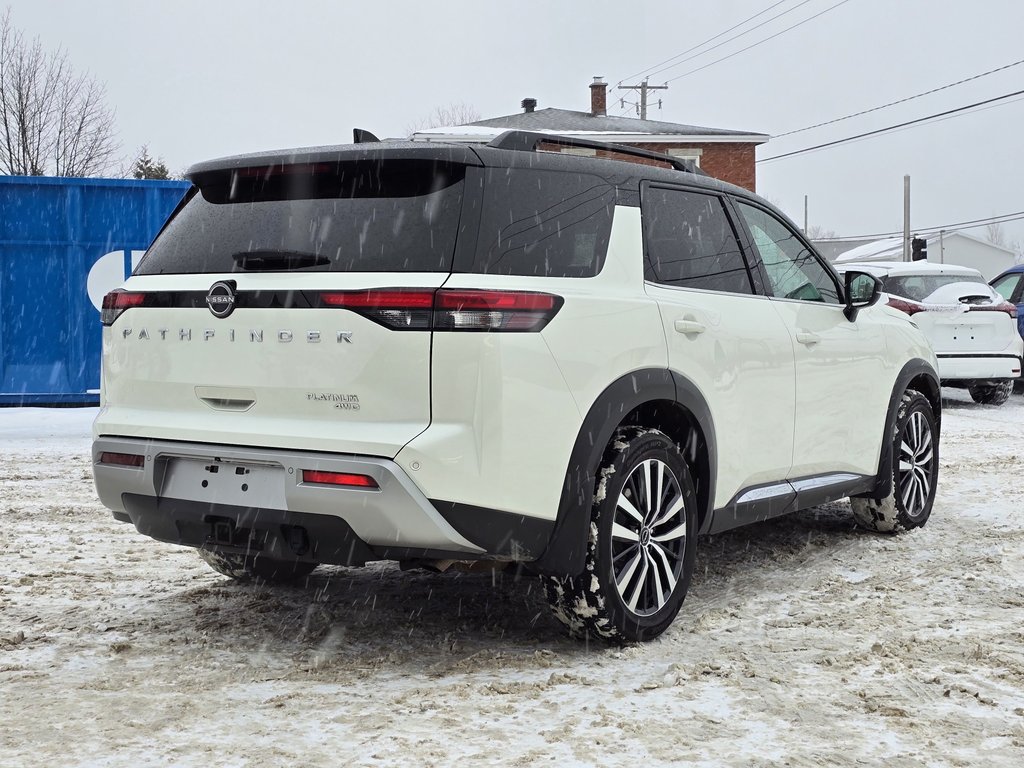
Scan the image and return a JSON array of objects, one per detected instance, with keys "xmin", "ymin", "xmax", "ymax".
[{"xmin": 0, "ymin": 176, "xmax": 190, "ymax": 405}]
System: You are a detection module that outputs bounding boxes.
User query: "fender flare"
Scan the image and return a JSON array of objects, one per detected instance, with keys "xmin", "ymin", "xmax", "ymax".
[
  {"xmin": 532, "ymin": 368, "xmax": 716, "ymax": 576},
  {"xmin": 863, "ymin": 358, "xmax": 941, "ymax": 500}
]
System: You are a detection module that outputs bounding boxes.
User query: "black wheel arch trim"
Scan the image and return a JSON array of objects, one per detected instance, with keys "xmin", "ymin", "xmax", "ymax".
[
  {"xmin": 531, "ymin": 368, "xmax": 717, "ymax": 577},
  {"xmin": 859, "ymin": 358, "xmax": 941, "ymax": 501}
]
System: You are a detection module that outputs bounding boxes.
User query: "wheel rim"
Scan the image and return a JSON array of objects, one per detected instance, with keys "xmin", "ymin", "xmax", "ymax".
[
  {"xmin": 898, "ymin": 410, "xmax": 934, "ymax": 518},
  {"xmin": 610, "ymin": 458, "xmax": 687, "ymax": 617}
]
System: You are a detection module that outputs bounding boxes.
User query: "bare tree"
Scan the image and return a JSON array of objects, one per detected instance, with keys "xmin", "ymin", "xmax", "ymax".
[
  {"xmin": 805, "ymin": 224, "xmax": 837, "ymax": 240},
  {"xmin": 405, "ymin": 102, "xmax": 481, "ymax": 136},
  {"xmin": 985, "ymin": 221, "xmax": 1008, "ymax": 248},
  {"xmin": 0, "ymin": 10, "xmax": 118, "ymax": 176}
]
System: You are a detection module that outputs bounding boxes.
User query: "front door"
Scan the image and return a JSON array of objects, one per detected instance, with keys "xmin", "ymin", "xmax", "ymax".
[{"xmin": 733, "ymin": 201, "xmax": 892, "ymax": 481}]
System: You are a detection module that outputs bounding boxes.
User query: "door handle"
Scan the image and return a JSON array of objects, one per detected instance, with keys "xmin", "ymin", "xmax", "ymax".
[
  {"xmin": 796, "ymin": 331, "xmax": 820, "ymax": 346},
  {"xmin": 674, "ymin": 318, "xmax": 706, "ymax": 335}
]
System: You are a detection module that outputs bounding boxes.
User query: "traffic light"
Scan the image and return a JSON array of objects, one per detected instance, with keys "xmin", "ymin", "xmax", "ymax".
[{"xmin": 911, "ymin": 236, "xmax": 927, "ymax": 261}]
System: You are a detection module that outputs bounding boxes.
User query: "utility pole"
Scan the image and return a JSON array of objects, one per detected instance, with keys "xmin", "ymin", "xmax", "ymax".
[
  {"xmin": 617, "ymin": 78, "xmax": 668, "ymax": 120},
  {"xmin": 903, "ymin": 175, "xmax": 911, "ymax": 262},
  {"xmin": 804, "ymin": 195, "xmax": 808, "ymax": 233}
]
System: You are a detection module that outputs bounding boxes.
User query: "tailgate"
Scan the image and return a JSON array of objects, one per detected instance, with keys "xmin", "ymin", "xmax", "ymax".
[{"xmin": 97, "ymin": 273, "xmax": 444, "ymax": 458}]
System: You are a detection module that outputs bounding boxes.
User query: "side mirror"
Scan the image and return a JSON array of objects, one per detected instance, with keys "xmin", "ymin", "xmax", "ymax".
[{"xmin": 843, "ymin": 270, "xmax": 882, "ymax": 321}]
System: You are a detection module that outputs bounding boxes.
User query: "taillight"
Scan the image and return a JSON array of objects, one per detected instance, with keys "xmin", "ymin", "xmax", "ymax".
[
  {"xmin": 99, "ymin": 452, "xmax": 145, "ymax": 468},
  {"xmin": 101, "ymin": 290, "xmax": 147, "ymax": 326},
  {"xmin": 435, "ymin": 289, "xmax": 560, "ymax": 332},
  {"xmin": 968, "ymin": 301, "xmax": 1017, "ymax": 318},
  {"xmin": 301, "ymin": 470, "xmax": 379, "ymax": 489},
  {"xmin": 320, "ymin": 289, "xmax": 435, "ymax": 330},
  {"xmin": 887, "ymin": 297, "xmax": 925, "ymax": 315},
  {"xmin": 320, "ymin": 288, "xmax": 563, "ymax": 332}
]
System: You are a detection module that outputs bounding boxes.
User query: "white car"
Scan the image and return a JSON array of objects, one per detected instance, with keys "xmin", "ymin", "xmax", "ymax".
[
  {"xmin": 836, "ymin": 261, "xmax": 1022, "ymax": 405},
  {"xmin": 93, "ymin": 131, "xmax": 942, "ymax": 642}
]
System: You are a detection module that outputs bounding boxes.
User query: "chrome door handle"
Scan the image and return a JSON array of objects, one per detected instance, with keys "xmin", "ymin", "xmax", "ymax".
[
  {"xmin": 674, "ymin": 319, "xmax": 706, "ymax": 335},
  {"xmin": 796, "ymin": 331, "xmax": 820, "ymax": 346}
]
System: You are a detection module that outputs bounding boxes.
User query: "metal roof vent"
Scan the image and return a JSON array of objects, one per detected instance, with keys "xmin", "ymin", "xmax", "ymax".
[{"xmin": 521, "ymin": 98, "xmax": 537, "ymax": 113}]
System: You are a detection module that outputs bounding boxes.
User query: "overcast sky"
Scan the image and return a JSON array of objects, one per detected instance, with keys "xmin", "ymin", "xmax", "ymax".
[{"xmin": 5, "ymin": 0, "xmax": 1024, "ymax": 246}]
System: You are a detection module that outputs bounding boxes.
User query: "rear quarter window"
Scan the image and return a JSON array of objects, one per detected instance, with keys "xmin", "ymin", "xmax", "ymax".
[{"xmin": 464, "ymin": 168, "xmax": 616, "ymax": 278}]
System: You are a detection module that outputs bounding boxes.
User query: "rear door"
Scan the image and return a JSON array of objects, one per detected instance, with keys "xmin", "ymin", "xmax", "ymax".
[
  {"xmin": 641, "ymin": 183, "xmax": 796, "ymax": 507},
  {"xmin": 98, "ymin": 156, "xmax": 472, "ymax": 458}
]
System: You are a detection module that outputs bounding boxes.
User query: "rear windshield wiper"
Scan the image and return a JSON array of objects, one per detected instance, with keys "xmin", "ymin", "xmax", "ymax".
[{"xmin": 231, "ymin": 250, "xmax": 330, "ymax": 271}]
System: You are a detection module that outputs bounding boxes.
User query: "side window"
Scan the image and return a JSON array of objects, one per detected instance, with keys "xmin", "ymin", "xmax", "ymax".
[
  {"xmin": 642, "ymin": 186, "xmax": 753, "ymax": 294},
  {"xmin": 992, "ymin": 273, "xmax": 1021, "ymax": 302},
  {"xmin": 470, "ymin": 169, "xmax": 616, "ymax": 277},
  {"xmin": 735, "ymin": 202, "xmax": 840, "ymax": 304}
]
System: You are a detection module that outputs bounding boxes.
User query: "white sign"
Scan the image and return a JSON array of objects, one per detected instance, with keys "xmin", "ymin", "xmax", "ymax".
[{"xmin": 86, "ymin": 250, "xmax": 147, "ymax": 311}]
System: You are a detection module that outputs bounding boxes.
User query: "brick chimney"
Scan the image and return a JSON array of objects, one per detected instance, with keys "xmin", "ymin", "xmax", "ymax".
[{"xmin": 590, "ymin": 77, "xmax": 607, "ymax": 116}]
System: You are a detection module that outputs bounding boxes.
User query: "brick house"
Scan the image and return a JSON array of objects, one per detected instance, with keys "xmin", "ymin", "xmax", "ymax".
[{"xmin": 410, "ymin": 78, "xmax": 768, "ymax": 192}]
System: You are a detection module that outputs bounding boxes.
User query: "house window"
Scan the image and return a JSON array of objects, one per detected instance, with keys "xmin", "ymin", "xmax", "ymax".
[{"xmin": 667, "ymin": 148, "xmax": 702, "ymax": 167}]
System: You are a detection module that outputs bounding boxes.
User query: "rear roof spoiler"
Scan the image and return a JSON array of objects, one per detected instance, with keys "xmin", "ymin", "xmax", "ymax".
[{"xmin": 486, "ymin": 130, "xmax": 706, "ymax": 175}]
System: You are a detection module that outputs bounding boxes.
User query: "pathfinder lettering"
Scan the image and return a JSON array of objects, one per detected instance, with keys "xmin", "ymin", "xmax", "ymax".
[{"xmin": 120, "ymin": 328, "xmax": 354, "ymax": 344}]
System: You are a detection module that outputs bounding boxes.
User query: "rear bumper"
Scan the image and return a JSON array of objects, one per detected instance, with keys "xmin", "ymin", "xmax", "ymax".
[
  {"xmin": 93, "ymin": 437, "xmax": 513, "ymax": 564},
  {"xmin": 936, "ymin": 353, "xmax": 1022, "ymax": 381}
]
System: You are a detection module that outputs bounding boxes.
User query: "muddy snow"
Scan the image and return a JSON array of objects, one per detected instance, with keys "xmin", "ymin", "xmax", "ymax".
[{"xmin": 2, "ymin": 392, "xmax": 1023, "ymax": 766}]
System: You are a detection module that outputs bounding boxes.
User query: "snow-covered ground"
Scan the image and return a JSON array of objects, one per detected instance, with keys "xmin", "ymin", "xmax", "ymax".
[{"xmin": 2, "ymin": 393, "xmax": 1023, "ymax": 767}]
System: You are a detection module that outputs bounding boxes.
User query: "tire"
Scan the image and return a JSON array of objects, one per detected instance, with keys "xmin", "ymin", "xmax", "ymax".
[
  {"xmin": 851, "ymin": 390, "xmax": 938, "ymax": 533},
  {"xmin": 545, "ymin": 427, "xmax": 697, "ymax": 643},
  {"xmin": 197, "ymin": 548, "xmax": 317, "ymax": 583},
  {"xmin": 968, "ymin": 380, "xmax": 1013, "ymax": 406}
]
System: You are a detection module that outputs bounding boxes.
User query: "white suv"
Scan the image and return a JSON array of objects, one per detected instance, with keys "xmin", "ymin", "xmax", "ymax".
[
  {"xmin": 836, "ymin": 261, "xmax": 1022, "ymax": 406},
  {"xmin": 94, "ymin": 131, "xmax": 942, "ymax": 642}
]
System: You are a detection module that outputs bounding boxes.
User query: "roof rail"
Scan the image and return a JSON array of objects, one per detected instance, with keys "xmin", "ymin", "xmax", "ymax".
[{"xmin": 486, "ymin": 130, "xmax": 704, "ymax": 175}]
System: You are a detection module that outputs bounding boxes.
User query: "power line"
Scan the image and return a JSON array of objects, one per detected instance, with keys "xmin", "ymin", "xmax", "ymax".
[
  {"xmin": 665, "ymin": 0, "xmax": 855, "ymax": 83},
  {"xmin": 816, "ymin": 210, "xmax": 1024, "ymax": 242},
  {"xmin": 618, "ymin": 0, "xmax": 792, "ymax": 84},
  {"xmin": 758, "ymin": 88, "xmax": 1024, "ymax": 162},
  {"xmin": 631, "ymin": 1, "xmax": 818, "ymax": 83},
  {"xmin": 773, "ymin": 58, "xmax": 1024, "ymax": 138}
]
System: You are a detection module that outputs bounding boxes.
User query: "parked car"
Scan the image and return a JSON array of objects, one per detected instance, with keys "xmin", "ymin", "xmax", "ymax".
[
  {"xmin": 94, "ymin": 131, "xmax": 942, "ymax": 643},
  {"xmin": 990, "ymin": 264, "xmax": 1024, "ymax": 341},
  {"xmin": 836, "ymin": 261, "xmax": 1022, "ymax": 405}
]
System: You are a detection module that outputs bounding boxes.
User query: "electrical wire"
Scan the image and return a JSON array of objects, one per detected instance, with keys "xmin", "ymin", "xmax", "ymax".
[
  {"xmin": 628, "ymin": 1, "xmax": 818, "ymax": 84},
  {"xmin": 618, "ymin": 0, "xmax": 793, "ymax": 84},
  {"xmin": 773, "ymin": 58, "xmax": 1024, "ymax": 138},
  {"xmin": 757, "ymin": 88, "xmax": 1024, "ymax": 162},
  {"xmin": 815, "ymin": 210, "xmax": 1024, "ymax": 242},
  {"xmin": 664, "ymin": 0, "xmax": 854, "ymax": 83}
]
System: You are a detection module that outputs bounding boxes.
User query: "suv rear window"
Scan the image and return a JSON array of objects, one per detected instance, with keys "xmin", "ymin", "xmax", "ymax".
[
  {"xmin": 464, "ymin": 168, "xmax": 616, "ymax": 278},
  {"xmin": 883, "ymin": 273, "xmax": 985, "ymax": 301},
  {"xmin": 135, "ymin": 160, "xmax": 466, "ymax": 275}
]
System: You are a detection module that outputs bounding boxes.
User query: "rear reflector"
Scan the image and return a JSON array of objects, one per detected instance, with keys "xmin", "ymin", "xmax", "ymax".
[
  {"xmin": 319, "ymin": 288, "xmax": 563, "ymax": 332},
  {"xmin": 302, "ymin": 470, "xmax": 379, "ymax": 489},
  {"xmin": 101, "ymin": 290, "xmax": 148, "ymax": 326},
  {"xmin": 99, "ymin": 452, "xmax": 145, "ymax": 468}
]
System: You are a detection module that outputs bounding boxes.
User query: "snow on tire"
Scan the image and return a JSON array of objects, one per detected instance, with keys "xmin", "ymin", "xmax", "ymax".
[
  {"xmin": 851, "ymin": 390, "xmax": 938, "ymax": 533},
  {"xmin": 545, "ymin": 426, "xmax": 697, "ymax": 643},
  {"xmin": 968, "ymin": 380, "xmax": 1013, "ymax": 406}
]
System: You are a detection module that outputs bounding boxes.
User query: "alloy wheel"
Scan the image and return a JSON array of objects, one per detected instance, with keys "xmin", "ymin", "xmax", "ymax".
[
  {"xmin": 898, "ymin": 410, "xmax": 934, "ymax": 518},
  {"xmin": 610, "ymin": 458, "xmax": 688, "ymax": 617}
]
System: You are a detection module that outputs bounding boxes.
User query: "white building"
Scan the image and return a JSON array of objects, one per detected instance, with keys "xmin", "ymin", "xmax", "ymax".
[{"xmin": 826, "ymin": 231, "xmax": 1018, "ymax": 280}]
